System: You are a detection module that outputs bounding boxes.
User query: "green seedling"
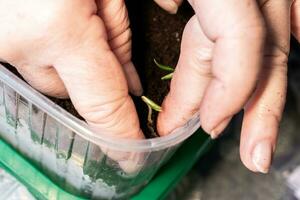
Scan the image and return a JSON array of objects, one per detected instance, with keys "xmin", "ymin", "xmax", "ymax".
[
  {"xmin": 141, "ymin": 60, "xmax": 173, "ymax": 137},
  {"xmin": 154, "ymin": 59, "xmax": 174, "ymax": 72},
  {"xmin": 161, "ymin": 73, "xmax": 173, "ymax": 80},
  {"xmin": 154, "ymin": 59, "xmax": 175, "ymax": 80},
  {"xmin": 141, "ymin": 96, "xmax": 162, "ymax": 112},
  {"xmin": 141, "ymin": 96, "xmax": 162, "ymax": 137}
]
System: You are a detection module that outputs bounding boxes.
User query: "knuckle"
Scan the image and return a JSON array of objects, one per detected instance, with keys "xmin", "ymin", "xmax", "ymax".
[
  {"xmin": 119, "ymin": 52, "xmax": 132, "ymax": 65},
  {"xmin": 263, "ymin": 47, "xmax": 288, "ymax": 75},
  {"xmin": 263, "ymin": 61, "xmax": 288, "ymax": 77},
  {"xmin": 100, "ymin": 0, "xmax": 130, "ymax": 39},
  {"xmin": 255, "ymin": 103, "xmax": 282, "ymax": 124},
  {"xmin": 41, "ymin": 1, "xmax": 101, "ymax": 35},
  {"xmin": 111, "ymin": 41, "xmax": 132, "ymax": 64},
  {"xmin": 109, "ymin": 28, "xmax": 132, "ymax": 50},
  {"xmin": 110, "ymin": 5, "xmax": 129, "ymax": 33},
  {"xmin": 180, "ymin": 47, "xmax": 213, "ymax": 78}
]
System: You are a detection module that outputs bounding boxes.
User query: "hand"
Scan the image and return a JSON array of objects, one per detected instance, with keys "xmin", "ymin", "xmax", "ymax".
[
  {"xmin": 0, "ymin": 0, "xmax": 145, "ymax": 172},
  {"xmin": 158, "ymin": 0, "xmax": 300, "ymax": 173}
]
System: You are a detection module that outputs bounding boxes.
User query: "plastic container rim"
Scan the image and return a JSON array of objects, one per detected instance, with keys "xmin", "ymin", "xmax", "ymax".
[{"xmin": 0, "ymin": 65, "xmax": 200, "ymax": 152}]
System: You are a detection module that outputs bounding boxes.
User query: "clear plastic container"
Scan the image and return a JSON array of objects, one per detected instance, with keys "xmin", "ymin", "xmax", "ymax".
[{"xmin": 0, "ymin": 65, "xmax": 200, "ymax": 199}]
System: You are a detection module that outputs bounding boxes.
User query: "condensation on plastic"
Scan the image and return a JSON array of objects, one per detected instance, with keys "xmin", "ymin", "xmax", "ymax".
[{"xmin": 0, "ymin": 65, "xmax": 200, "ymax": 199}]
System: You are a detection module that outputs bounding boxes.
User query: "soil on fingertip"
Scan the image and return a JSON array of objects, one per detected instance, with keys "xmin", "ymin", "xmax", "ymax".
[{"xmin": 2, "ymin": 0, "xmax": 194, "ymax": 138}]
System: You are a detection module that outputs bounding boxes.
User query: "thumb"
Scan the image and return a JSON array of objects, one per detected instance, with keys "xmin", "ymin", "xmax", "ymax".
[
  {"xmin": 159, "ymin": 0, "xmax": 265, "ymax": 137},
  {"xmin": 53, "ymin": 24, "xmax": 143, "ymax": 140},
  {"xmin": 54, "ymin": 41, "xmax": 145, "ymax": 174},
  {"xmin": 158, "ymin": 16, "xmax": 213, "ymax": 135}
]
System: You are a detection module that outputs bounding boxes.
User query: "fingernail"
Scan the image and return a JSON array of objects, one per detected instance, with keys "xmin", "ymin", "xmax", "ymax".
[
  {"xmin": 210, "ymin": 116, "xmax": 232, "ymax": 139},
  {"xmin": 252, "ymin": 140, "xmax": 272, "ymax": 174},
  {"xmin": 154, "ymin": 0, "xmax": 178, "ymax": 14},
  {"xmin": 118, "ymin": 153, "xmax": 143, "ymax": 174}
]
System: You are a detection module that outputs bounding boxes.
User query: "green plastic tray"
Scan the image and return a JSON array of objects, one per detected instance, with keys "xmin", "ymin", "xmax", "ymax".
[{"xmin": 0, "ymin": 130, "xmax": 212, "ymax": 200}]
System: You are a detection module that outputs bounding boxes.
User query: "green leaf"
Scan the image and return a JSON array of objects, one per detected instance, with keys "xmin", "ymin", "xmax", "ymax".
[
  {"xmin": 161, "ymin": 73, "xmax": 173, "ymax": 80},
  {"xmin": 154, "ymin": 59, "xmax": 174, "ymax": 72},
  {"xmin": 141, "ymin": 96, "xmax": 162, "ymax": 112}
]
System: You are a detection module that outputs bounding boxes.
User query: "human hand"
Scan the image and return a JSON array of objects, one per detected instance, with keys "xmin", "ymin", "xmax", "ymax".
[
  {"xmin": 0, "ymin": 0, "xmax": 144, "ymax": 171},
  {"xmin": 158, "ymin": 0, "xmax": 299, "ymax": 173}
]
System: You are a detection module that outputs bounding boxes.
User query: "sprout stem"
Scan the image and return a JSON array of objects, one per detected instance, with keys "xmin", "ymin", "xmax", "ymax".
[
  {"xmin": 154, "ymin": 59, "xmax": 174, "ymax": 72},
  {"xmin": 146, "ymin": 104, "xmax": 153, "ymax": 125},
  {"xmin": 143, "ymin": 97, "xmax": 159, "ymax": 137},
  {"xmin": 161, "ymin": 73, "xmax": 174, "ymax": 80},
  {"xmin": 141, "ymin": 96, "xmax": 162, "ymax": 112}
]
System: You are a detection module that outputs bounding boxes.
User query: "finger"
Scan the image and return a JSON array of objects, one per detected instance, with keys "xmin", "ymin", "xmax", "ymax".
[
  {"xmin": 241, "ymin": 66, "xmax": 287, "ymax": 173},
  {"xmin": 240, "ymin": 0, "xmax": 291, "ymax": 173},
  {"xmin": 54, "ymin": 19, "xmax": 143, "ymax": 140},
  {"xmin": 97, "ymin": 0, "xmax": 143, "ymax": 96},
  {"xmin": 190, "ymin": 0, "xmax": 266, "ymax": 138},
  {"xmin": 157, "ymin": 16, "xmax": 213, "ymax": 136},
  {"xmin": 53, "ymin": 17, "xmax": 144, "ymax": 173},
  {"xmin": 153, "ymin": 0, "xmax": 183, "ymax": 14},
  {"xmin": 17, "ymin": 65, "xmax": 68, "ymax": 98},
  {"xmin": 292, "ymin": 0, "xmax": 300, "ymax": 40}
]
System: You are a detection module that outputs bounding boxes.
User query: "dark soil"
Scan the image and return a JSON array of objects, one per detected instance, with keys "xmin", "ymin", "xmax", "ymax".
[
  {"xmin": 2, "ymin": 0, "xmax": 194, "ymax": 138},
  {"xmin": 128, "ymin": 0, "xmax": 194, "ymax": 137}
]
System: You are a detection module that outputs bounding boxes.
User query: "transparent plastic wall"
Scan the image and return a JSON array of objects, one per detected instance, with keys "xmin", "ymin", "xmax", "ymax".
[{"xmin": 0, "ymin": 66, "xmax": 200, "ymax": 199}]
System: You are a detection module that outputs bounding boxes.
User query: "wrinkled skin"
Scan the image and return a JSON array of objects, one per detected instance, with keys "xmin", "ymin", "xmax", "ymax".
[
  {"xmin": 0, "ymin": 0, "xmax": 144, "ymax": 140},
  {"xmin": 158, "ymin": 0, "xmax": 299, "ymax": 173},
  {"xmin": 0, "ymin": 0, "xmax": 300, "ymax": 173}
]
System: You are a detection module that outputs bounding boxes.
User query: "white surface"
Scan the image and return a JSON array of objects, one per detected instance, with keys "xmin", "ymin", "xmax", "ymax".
[{"xmin": 0, "ymin": 168, "xmax": 35, "ymax": 200}]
